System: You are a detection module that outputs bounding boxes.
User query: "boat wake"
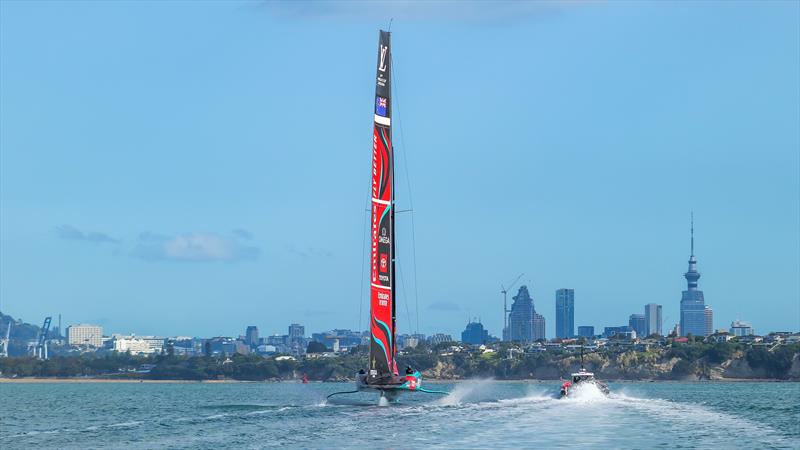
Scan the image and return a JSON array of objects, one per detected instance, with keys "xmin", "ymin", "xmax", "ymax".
[
  {"xmin": 436, "ymin": 379, "xmax": 497, "ymax": 406},
  {"xmin": 420, "ymin": 384, "xmax": 793, "ymax": 449}
]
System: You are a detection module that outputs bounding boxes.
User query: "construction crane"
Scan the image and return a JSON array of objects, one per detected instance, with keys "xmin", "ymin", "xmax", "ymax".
[
  {"xmin": 35, "ymin": 317, "xmax": 52, "ymax": 360},
  {"xmin": 0, "ymin": 321, "xmax": 11, "ymax": 358},
  {"xmin": 500, "ymin": 273, "xmax": 524, "ymax": 341}
]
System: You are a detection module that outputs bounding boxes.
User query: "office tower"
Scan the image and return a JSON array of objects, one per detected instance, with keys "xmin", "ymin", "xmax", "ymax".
[
  {"xmin": 533, "ymin": 313, "xmax": 546, "ymax": 341},
  {"xmin": 629, "ymin": 314, "xmax": 646, "ymax": 337},
  {"xmin": 577, "ymin": 326, "xmax": 595, "ymax": 338},
  {"xmin": 288, "ymin": 323, "xmax": 305, "ymax": 342},
  {"xmin": 508, "ymin": 286, "xmax": 534, "ymax": 342},
  {"xmin": 644, "ymin": 303, "xmax": 663, "ymax": 336},
  {"xmin": 461, "ymin": 320, "xmax": 489, "ymax": 345},
  {"xmin": 704, "ymin": 306, "xmax": 714, "ymax": 337},
  {"xmin": 555, "ymin": 288, "xmax": 575, "ymax": 339},
  {"xmin": 245, "ymin": 326, "xmax": 259, "ymax": 347}
]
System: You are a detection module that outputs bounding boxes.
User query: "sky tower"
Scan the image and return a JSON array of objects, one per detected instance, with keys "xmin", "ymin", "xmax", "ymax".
[{"xmin": 680, "ymin": 213, "xmax": 710, "ymax": 337}]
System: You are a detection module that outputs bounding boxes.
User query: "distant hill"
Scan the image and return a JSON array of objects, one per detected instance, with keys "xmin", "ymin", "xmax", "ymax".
[{"xmin": 0, "ymin": 312, "xmax": 42, "ymax": 357}]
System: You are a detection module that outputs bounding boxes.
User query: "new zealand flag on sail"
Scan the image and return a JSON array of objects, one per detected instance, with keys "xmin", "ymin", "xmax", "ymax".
[{"xmin": 375, "ymin": 96, "xmax": 388, "ymax": 117}]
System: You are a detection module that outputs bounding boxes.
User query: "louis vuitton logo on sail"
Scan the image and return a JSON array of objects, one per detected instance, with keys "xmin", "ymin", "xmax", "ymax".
[
  {"xmin": 379, "ymin": 45, "xmax": 388, "ymax": 72},
  {"xmin": 377, "ymin": 44, "xmax": 389, "ymax": 89}
]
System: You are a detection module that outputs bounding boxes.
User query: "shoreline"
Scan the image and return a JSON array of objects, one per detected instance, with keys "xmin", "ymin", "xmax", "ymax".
[
  {"xmin": 0, "ymin": 377, "xmax": 795, "ymax": 384},
  {"xmin": 0, "ymin": 378, "xmax": 233, "ymax": 383}
]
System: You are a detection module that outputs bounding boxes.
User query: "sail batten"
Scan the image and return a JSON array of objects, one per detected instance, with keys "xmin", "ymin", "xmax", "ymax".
[{"xmin": 368, "ymin": 30, "xmax": 396, "ymax": 380}]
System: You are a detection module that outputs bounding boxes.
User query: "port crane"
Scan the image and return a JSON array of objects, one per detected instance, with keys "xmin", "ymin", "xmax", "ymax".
[
  {"xmin": 501, "ymin": 273, "xmax": 524, "ymax": 341},
  {"xmin": 34, "ymin": 317, "xmax": 52, "ymax": 359},
  {"xmin": 0, "ymin": 321, "xmax": 11, "ymax": 358}
]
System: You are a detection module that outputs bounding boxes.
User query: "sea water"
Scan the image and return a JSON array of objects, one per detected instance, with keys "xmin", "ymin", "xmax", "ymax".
[{"xmin": 1, "ymin": 380, "xmax": 798, "ymax": 449}]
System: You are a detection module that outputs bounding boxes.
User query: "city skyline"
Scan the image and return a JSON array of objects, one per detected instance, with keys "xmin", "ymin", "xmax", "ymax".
[
  {"xmin": 4, "ymin": 218, "xmax": 783, "ymax": 340},
  {"xmin": 1, "ymin": 218, "xmax": 795, "ymax": 340},
  {"xmin": 1, "ymin": 1, "xmax": 798, "ymax": 339}
]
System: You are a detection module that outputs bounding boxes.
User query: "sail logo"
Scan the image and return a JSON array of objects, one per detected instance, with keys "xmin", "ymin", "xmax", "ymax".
[
  {"xmin": 378, "ymin": 291, "xmax": 389, "ymax": 306},
  {"xmin": 376, "ymin": 96, "xmax": 387, "ymax": 117},
  {"xmin": 379, "ymin": 45, "xmax": 388, "ymax": 72},
  {"xmin": 379, "ymin": 253, "xmax": 388, "ymax": 272}
]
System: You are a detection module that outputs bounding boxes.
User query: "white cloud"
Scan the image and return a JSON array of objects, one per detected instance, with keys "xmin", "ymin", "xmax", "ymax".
[{"xmin": 133, "ymin": 232, "xmax": 259, "ymax": 262}]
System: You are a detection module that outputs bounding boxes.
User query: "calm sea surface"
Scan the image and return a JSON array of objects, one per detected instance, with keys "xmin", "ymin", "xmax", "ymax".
[{"xmin": 1, "ymin": 380, "xmax": 798, "ymax": 449}]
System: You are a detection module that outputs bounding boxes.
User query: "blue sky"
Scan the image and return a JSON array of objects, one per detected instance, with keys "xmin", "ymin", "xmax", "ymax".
[{"xmin": 1, "ymin": 1, "xmax": 798, "ymax": 339}]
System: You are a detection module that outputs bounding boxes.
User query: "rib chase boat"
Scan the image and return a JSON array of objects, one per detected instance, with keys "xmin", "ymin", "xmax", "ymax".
[
  {"xmin": 559, "ymin": 349, "xmax": 610, "ymax": 398},
  {"xmin": 327, "ymin": 30, "xmax": 446, "ymax": 404}
]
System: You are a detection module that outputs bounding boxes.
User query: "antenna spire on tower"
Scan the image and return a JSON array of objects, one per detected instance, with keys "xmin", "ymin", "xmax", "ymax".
[{"xmin": 690, "ymin": 211, "xmax": 694, "ymax": 256}]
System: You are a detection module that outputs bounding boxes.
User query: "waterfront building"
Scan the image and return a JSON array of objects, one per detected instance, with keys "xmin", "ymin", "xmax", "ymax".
[
  {"xmin": 112, "ymin": 336, "xmax": 153, "ymax": 354},
  {"xmin": 730, "ymin": 320, "xmax": 754, "ymax": 336},
  {"xmin": 266, "ymin": 334, "xmax": 288, "ymax": 346},
  {"xmin": 533, "ymin": 313, "xmax": 546, "ymax": 341},
  {"xmin": 644, "ymin": 303, "xmax": 663, "ymax": 336},
  {"xmin": 461, "ymin": 320, "xmax": 490, "ymax": 345},
  {"xmin": 680, "ymin": 216, "xmax": 711, "ymax": 337},
  {"xmin": 508, "ymin": 286, "xmax": 534, "ymax": 342},
  {"xmin": 137, "ymin": 336, "xmax": 165, "ymax": 353},
  {"xmin": 603, "ymin": 326, "xmax": 631, "ymax": 339},
  {"xmin": 288, "ymin": 323, "xmax": 305, "ymax": 354},
  {"xmin": 66, "ymin": 324, "xmax": 103, "ymax": 348},
  {"xmin": 234, "ymin": 340, "xmax": 250, "ymax": 355},
  {"xmin": 629, "ymin": 314, "xmax": 647, "ymax": 338},
  {"xmin": 245, "ymin": 326, "xmax": 259, "ymax": 347},
  {"xmin": 257, "ymin": 344, "xmax": 277, "ymax": 354},
  {"xmin": 170, "ymin": 337, "xmax": 202, "ymax": 356},
  {"xmin": 311, "ymin": 329, "xmax": 362, "ymax": 349},
  {"xmin": 428, "ymin": 333, "xmax": 454, "ymax": 345},
  {"xmin": 207, "ymin": 337, "xmax": 250, "ymax": 355},
  {"xmin": 555, "ymin": 289, "xmax": 575, "ymax": 339},
  {"xmin": 577, "ymin": 326, "xmax": 595, "ymax": 338},
  {"xmin": 398, "ymin": 334, "xmax": 420, "ymax": 349}
]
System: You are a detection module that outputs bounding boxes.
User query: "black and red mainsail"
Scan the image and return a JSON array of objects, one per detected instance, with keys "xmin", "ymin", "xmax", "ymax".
[
  {"xmin": 326, "ymin": 30, "xmax": 450, "ymax": 401},
  {"xmin": 368, "ymin": 30, "xmax": 396, "ymax": 381}
]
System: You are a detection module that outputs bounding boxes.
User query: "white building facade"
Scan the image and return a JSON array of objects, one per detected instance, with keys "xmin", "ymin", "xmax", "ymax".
[{"xmin": 67, "ymin": 324, "xmax": 103, "ymax": 348}]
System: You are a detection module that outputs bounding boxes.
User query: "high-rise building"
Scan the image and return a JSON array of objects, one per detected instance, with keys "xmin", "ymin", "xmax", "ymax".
[
  {"xmin": 730, "ymin": 320, "xmax": 754, "ymax": 336},
  {"xmin": 555, "ymin": 289, "xmax": 575, "ymax": 339},
  {"xmin": 629, "ymin": 314, "xmax": 647, "ymax": 337},
  {"xmin": 66, "ymin": 324, "xmax": 103, "ymax": 348},
  {"xmin": 288, "ymin": 323, "xmax": 304, "ymax": 343},
  {"xmin": 508, "ymin": 286, "xmax": 534, "ymax": 342},
  {"xmin": 461, "ymin": 320, "xmax": 490, "ymax": 345},
  {"xmin": 704, "ymin": 306, "xmax": 714, "ymax": 337},
  {"xmin": 644, "ymin": 303, "xmax": 663, "ymax": 336},
  {"xmin": 245, "ymin": 326, "xmax": 259, "ymax": 347},
  {"xmin": 680, "ymin": 215, "xmax": 710, "ymax": 337},
  {"xmin": 577, "ymin": 326, "xmax": 595, "ymax": 338},
  {"xmin": 533, "ymin": 313, "xmax": 546, "ymax": 341}
]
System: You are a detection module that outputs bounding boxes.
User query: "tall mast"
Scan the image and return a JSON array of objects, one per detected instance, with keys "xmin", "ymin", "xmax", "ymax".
[{"xmin": 368, "ymin": 30, "xmax": 397, "ymax": 380}]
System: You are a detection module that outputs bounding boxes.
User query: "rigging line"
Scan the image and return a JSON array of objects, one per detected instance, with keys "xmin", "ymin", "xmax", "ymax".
[
  {"xmin": 391, "ymin": 53, "xmax": 421, "ymax": 335},
  {"xmin": 357, "ymin": 111, "xmax": 374, "ymax": 333},
  {"xmin": 357, "ymin": 191, "xmax": 369, "ymax": 334}
]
